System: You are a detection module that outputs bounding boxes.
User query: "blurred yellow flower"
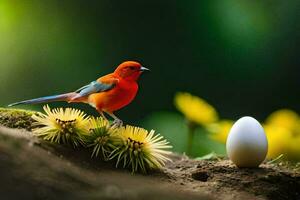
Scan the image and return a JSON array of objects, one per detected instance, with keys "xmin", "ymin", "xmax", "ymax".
[
  {"xmin": 174, "ymin": 92, "xmax": 218, "ymax": 125},
  {"xmin": 264, "ymin": 124, "xmax": 292, "ymax": 159},
  {"xmin": 288, "ymin": 135, "xmax": 300, "ymax": 161},
  {"xmin": 266, "ymin": 109, "xmax": 300, "ymax": 133},
  {"xmin": 265, "ymin": 109, "xmax": 300, "ymax": 161},
  {"xmin": 208, "ymin": 120, "xmax": 233, "ymax": 143}
]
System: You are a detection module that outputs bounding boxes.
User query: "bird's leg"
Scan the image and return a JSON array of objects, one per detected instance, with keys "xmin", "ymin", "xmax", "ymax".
[
  {"xmin": 106, "ymin": 112, "xmax": 123, "ymax": 127},
  {"xmin": 96, "ymin": 109, "xmax": 108, "ymax": 121},
  {"xmin": 100, "ymin": 111, "xmax": 108, "ymax": 121}
]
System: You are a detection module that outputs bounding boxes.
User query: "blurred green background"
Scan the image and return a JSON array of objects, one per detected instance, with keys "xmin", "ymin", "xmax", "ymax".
[{"xmin": 1, "ymin": 0, "xmax": 299, "ymax": 156}]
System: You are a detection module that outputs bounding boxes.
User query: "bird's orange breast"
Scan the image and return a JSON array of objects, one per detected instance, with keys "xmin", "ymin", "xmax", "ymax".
[{"xmin": 88, "ymin": 80, "xmax": 138, "ymax": 112}]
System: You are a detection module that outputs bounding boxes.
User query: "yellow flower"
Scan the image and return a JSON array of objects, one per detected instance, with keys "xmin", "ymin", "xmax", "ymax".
[
  {"xmin": 265, "ymin": 109, "xmax": 300, "ymax": 161},
  {"xmin": 208, "ymin": 120, "xmax": 233, "ymax": 143},
  {"xmin": 174, "ymin": 92, "xmax": 218, "ymax": 125},
  {"xmin": 110, "ymin": 125, "xmax": 172, "ymax": 173},
  {"xmin": 266, "ymin": 109, "xmax": 300, "ymax": 133},
  {"xmin": 288, "ymin": 135, "xmax": 300, "ymax": 161},
  {"xmin": 264, "ymin": 124, "xmax": 292, "ymax": 159},
  {"xmin": 32, "ymin": 105, "xmax": 89, "ymax": 147},
  {"xmin": 85, "ymin": 117, "xmax": 118, "ymax": 159}
]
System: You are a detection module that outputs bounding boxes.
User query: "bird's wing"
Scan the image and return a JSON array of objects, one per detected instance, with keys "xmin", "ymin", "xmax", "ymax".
[{"xmin": 72, "ymin": 77, "xmax": 118, "ymax": 99}]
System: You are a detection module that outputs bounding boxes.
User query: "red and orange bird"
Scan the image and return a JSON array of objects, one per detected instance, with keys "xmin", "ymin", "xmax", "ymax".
[{"xmin": 9, "ymin": 61, "xmax": 150, "ymax": 126}]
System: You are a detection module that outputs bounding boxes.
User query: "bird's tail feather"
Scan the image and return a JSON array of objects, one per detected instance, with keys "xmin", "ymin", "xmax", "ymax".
[{"xmin": 8, "ymin": 92, "xmax": 76, "ymax": 107}]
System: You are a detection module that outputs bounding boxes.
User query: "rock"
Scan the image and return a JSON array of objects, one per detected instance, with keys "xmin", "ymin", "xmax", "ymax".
[{"xmin": 0, "ymin": 126, "xmax": 209, "ymax": 200}]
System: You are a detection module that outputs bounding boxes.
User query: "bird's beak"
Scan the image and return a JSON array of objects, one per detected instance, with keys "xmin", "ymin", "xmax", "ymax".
[{"xmin": 140, "ymin": 66, "xmax": 150, "ymax": 72}]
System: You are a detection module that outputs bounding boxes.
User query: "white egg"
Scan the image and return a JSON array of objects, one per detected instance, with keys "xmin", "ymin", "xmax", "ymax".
[{"xmin": 226, "ymin": 116, "xmax": 268, "ymax": 167}]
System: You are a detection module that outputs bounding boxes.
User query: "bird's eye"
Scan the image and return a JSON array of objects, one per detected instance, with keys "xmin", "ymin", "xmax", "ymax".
[{"xmin": 129, "ymin": 66, "xmax": 135, "ymax": 70}]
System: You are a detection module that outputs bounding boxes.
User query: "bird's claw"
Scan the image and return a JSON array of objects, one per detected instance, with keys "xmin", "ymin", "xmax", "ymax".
[{"xmin": 111, "ymin": 119, "xmax": 123, "ymax": 128}]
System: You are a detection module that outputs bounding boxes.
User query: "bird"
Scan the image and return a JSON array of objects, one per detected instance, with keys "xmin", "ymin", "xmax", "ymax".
[{"xmin": 8, "ymin": 61, "xmax": 150, "ymax": 126}]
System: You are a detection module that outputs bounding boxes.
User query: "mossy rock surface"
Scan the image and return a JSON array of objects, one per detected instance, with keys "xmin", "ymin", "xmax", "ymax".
[
  {"xmin": 0, "ymin": 107, "xmax": 299, "ymax": 200},
  {"xmin": 0, "ymin": 108, "xmax": 38, "ymax": 131}
]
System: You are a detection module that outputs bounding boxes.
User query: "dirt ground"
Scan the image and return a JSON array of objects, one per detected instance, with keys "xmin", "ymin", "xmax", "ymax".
[
  {"xmin": 163, "ymin": 155, "xmax": 300, "ymax": 200},
  {"xmin": 0, "ymin": 108, "xmax": 299, "ymax": 200}
]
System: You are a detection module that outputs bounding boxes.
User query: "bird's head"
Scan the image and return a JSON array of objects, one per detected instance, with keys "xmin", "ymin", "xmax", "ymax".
[{"xmin": 114, "ymin": 61, "xmax": 150, "ymax": 81}]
